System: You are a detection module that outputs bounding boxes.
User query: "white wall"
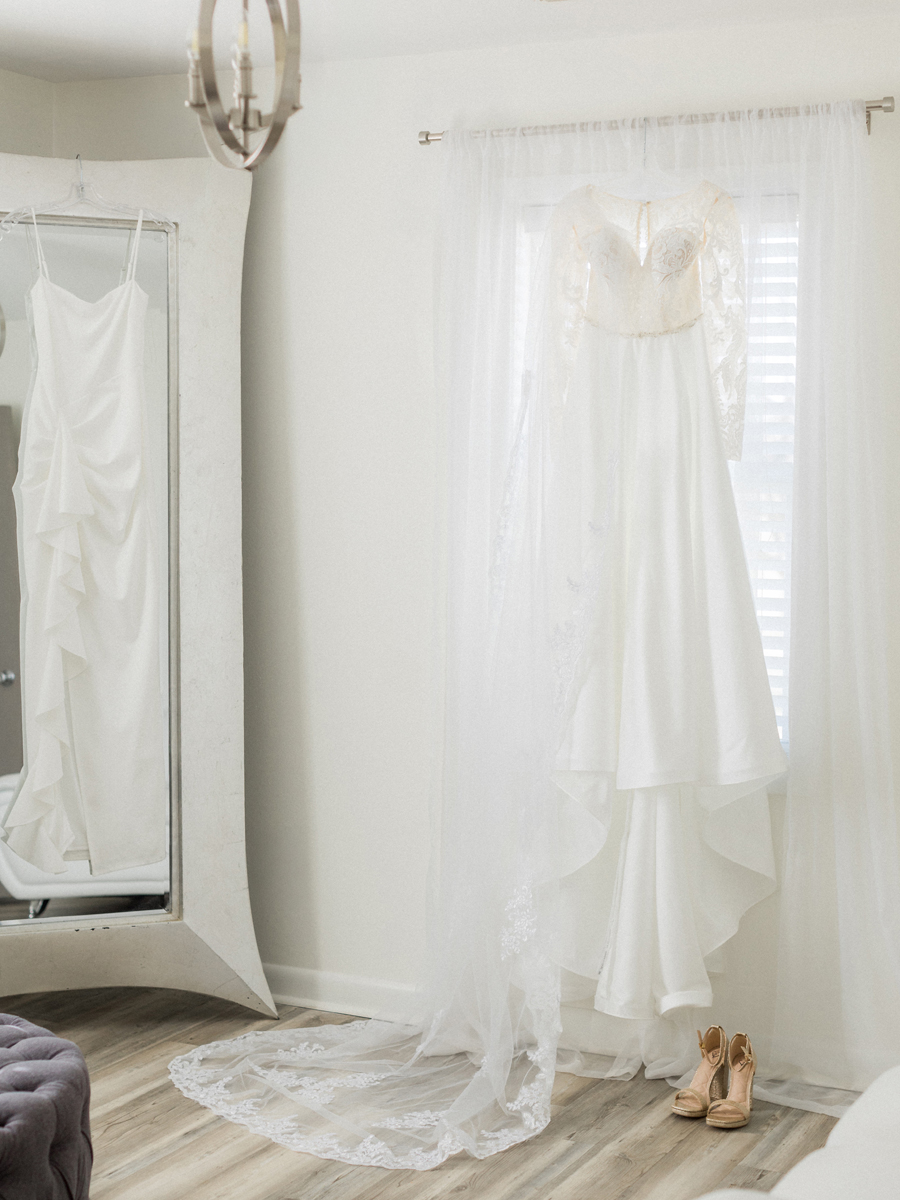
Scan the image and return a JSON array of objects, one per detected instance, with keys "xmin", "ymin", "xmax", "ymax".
[
  {"xmin": 0, "ymin": 67, "xmax": 53, "ymax": 157},
  {"xmin": 51, "ymin": 75, "xmax": 206, "ymax": 161},
  {"xmin": 0, "ymin": 70, "xmax": 204, "ymax": 162},
  {"xmin": 0, "ymin": 15, "xmax": 898, "ymax": 1013}
]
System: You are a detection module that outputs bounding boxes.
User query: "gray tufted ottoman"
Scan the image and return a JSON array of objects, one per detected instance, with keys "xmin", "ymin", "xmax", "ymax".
[{"xmin": 0, "ymin": 1014, "xmax": 92, "ymax": 1200}]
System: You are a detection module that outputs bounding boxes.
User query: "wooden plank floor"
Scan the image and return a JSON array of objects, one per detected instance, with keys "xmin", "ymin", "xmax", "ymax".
[{"xmin": 1, "ymin": 987, "xmax": 835, "ymax": 1200}]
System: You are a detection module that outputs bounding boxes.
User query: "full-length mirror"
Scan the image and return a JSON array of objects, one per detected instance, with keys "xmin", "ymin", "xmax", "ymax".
[
  {"xmin": 0, "ymin": 153, "xmax": 271, "ymax": 1017},
  {"xmin": 0, "ymin": 215, "xmax": 174, "ymax": 923}
]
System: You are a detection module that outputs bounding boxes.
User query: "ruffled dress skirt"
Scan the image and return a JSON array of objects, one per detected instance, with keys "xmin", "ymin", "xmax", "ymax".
[
  {"xmin": 3, "ymin": 272, "xmax": 167, "ymax": 875},
  {"xmin": 550, "ymin": 318, "xmax": 787, "ymax": 1020}
]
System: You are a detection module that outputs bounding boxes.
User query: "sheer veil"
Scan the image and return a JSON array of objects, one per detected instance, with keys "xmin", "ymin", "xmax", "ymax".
[{"xmin": 169, "ymin": 101, "xmax": 900, "ymax": 1165}]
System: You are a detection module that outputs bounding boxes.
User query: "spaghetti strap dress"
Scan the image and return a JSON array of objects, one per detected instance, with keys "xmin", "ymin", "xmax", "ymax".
[{"xmin": 2, "ymin": 211, "xmax": 167, "ymax": 875}]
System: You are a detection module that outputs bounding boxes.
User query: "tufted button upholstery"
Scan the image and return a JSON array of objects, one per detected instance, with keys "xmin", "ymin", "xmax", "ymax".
[{"xmin": 0, "ymin": 1015, "xmax": 92, "ymax": 1200}]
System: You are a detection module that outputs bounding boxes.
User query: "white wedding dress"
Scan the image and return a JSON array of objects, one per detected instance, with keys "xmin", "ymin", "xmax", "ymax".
[
  {"xmin": 543, "ymin": 181, "xmax": 787, "ymax": 1020},
  {"xmin": 2, "ymin": 213, "xmax": 167, "ymax": 875},
  {"xmin": 168, "ymin": 180, "xmax": 785, "ymax": 1169}
]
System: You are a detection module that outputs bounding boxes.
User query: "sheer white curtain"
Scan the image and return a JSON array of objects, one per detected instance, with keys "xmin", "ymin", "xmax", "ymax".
[
  {"xmin": 660, "ymin": 101, "xmax": 900, "ymax": 1110},
  {"xmin": 168, "ymin": 100, "xmax": 899, "ymax": 1165}
]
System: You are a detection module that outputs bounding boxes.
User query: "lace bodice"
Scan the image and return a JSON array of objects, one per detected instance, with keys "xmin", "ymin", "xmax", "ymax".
[{"xmin": 544, "ymin": 180, "xmax": 747, "ymax": 458}]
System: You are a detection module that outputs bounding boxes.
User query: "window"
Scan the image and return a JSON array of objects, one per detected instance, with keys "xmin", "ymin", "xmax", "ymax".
[{"xmin": 729, "ymin": 197, "xmax": 799, "ymax": 750}]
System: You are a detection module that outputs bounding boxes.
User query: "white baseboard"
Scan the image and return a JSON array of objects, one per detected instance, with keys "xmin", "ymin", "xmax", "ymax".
[{"xmin": 264, "ymin": 962, "xmax": 418, "ymax": 1021}]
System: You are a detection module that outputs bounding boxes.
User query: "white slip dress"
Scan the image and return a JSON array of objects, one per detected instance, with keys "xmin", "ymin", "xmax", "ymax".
[{"xmin": 2, "ymin": 212, "xmax": 168, "ymax": 875}]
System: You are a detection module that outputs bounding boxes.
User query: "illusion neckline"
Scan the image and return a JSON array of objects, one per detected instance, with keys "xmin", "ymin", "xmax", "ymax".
[{"xmin": 583, "ymin": 179, "xmax": 717, "ymax": 268}]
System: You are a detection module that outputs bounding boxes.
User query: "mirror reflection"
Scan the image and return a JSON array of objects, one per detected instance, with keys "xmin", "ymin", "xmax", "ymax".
[{"xmin": 0, "ymin": 216, "xmax": 172, "ymax": 922}]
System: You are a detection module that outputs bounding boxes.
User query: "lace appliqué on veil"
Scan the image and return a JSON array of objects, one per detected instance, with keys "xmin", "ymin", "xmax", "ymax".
[
  {"xmin": 169, "ymin": 1022, "xmax": 555, "ymax": 1171},
  {"xmin": 501, "ymin": 884, "xmax": 538, "ymax": 958}
]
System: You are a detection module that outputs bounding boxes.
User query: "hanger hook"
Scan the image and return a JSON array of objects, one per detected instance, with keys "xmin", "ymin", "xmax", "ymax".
[
  {"xmin": 75, "ymin": 153, "xmax": 85, "ymax": 199},
  {"xmin": 642, "ymin": 118, "xmax": 648, "ymax": 170}
]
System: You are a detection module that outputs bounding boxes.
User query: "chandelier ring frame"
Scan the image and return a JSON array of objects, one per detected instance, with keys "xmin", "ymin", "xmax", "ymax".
[{"xmin": 192, "ymin": 0, "xmax": 301, "ymax": 171}]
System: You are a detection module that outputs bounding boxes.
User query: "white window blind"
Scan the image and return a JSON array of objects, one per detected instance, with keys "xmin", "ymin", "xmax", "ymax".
[{"xmin": 729, "ymin": 196, "xmax": 799, "ymax": 750}]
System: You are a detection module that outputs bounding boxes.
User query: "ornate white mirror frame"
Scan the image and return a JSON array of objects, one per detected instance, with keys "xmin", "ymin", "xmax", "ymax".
[{"xmin": 0, "ymin": 153, "xmax": 274, "ymax": 1016}]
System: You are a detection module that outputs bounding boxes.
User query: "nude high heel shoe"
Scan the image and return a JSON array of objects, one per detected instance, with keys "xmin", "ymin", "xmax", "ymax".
[
  {"xmin": 706, "ymin": 1032, "xmax": 756, "ymax": 1129},
  {"xmin": 671, "ymin": 1026, "xmax": 728, "ymax": 1118}
]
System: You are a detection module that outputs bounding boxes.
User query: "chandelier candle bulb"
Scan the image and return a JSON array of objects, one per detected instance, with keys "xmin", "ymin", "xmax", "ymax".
[
  {"xmin": 186, "ymin": 30, "xmax": 204, "ymax": 108},
  {"xmin": 231, "ymin": 34, "xmax": 258, "ymax": 149},
  {"xmin": 232, "ymin": 40, "xmax": 254, "ymax": 103}
]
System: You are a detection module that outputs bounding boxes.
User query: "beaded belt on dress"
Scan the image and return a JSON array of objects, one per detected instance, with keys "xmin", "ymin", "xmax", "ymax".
[{"xmin": 585, "ymin": 314, "xmax": 702, "ymax": 338}]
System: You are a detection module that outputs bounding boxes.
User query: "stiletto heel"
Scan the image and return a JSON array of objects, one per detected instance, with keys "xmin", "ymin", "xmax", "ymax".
[
  {"xmin": 671, "ymin": 1026, "xmax": 728, "ymax": 1118},
  {"xmin": 706, "ymin": 1032, "xmax": 756, "ymax": 1128}
]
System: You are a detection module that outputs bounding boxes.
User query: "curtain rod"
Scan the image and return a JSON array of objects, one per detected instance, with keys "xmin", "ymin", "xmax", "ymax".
[{"xmin": 418, "ymin": 96, "xmax": 895, "ymax": 144}]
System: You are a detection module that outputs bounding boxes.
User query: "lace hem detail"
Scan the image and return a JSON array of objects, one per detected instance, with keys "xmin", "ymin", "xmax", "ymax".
[{"xmin": 168, "ymin": 1023, "xmax": 555, "ymax": 1172}]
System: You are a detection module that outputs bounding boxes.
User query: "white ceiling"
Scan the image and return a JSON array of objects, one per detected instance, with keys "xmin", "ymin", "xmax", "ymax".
[{"xmin": 0, "ymin": 0, "xmax": 893, "ymax": 83}]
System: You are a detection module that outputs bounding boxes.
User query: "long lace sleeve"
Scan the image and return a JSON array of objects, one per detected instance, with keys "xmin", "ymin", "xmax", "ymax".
[
  {"xmin": 527, "ymin": 197, "xmax": 591, "ymax": 411},
  {"xmin": 700, "ymin": 191, "xmax": 747, "ymax": 460}
]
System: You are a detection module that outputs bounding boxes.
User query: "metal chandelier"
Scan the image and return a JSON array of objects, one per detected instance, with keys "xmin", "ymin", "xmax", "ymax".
[{"xmin": 187, "ymin": 0, "xmax": 301, "ymax": 171}]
